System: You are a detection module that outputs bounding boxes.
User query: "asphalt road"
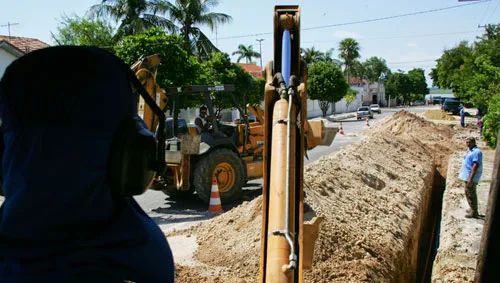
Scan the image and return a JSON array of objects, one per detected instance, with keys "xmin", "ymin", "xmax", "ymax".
[{"xmin": 134, "ymin": 105, "xmax": 435, "ymax": 232}]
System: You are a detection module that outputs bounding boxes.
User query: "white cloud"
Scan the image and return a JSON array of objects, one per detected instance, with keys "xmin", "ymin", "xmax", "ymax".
[
  {"xmin": 333, "ymin": 30, "xmax": 363, "ymax": 39},
  {"xmin": 407, "ymin": 42, "xmax": 417, "ymax": 48}
]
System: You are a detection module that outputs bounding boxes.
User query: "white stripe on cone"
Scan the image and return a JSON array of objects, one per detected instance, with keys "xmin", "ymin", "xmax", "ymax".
[{"xmin": 208, "ymin": 176, "xmax": 224, "ymax": 213}]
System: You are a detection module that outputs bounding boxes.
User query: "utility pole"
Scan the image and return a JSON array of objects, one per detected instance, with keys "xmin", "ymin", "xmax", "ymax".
[
  {"xmin": 1, "ymin": 22, "xmax": 19, "ymax": 37},
  {"xmin": 256, "ymin": 38, "xmax": 264, "ymax": 69}
]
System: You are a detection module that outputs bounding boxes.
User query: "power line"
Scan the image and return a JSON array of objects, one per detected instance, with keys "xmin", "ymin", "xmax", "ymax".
[
  {"xmin": 301, "ymin": 30, "xmax": 479, "ymax": 44},
  {"xmin": 217, "ymin": 32, "xmax": 271, "ymax": 40},
  {"xmin": 478, "ymin": 0, "xmax": 493, "ymax": 25},
  {"xmin": 302, "ymin": 0, "xmax": 490, "ymax": 31},
  {"xmin": 484, "ymin": 0, "xmax": 500, "ymax": 23},
  {"xmin": 214, "ymin": 1, "xmax": 490, "ymax": 41}
]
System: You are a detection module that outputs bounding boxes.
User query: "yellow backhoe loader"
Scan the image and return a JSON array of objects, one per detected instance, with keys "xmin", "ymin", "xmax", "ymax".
[
  {"xmin": 132, "ymin": 58, "xmax": 334, "ymax": 206},
  {"xmin": 260, "ymin": 6, "xmax": 326, "ymax": 282},
  {"xmin": 131, "ymin": 6, "xmax": 334, "ymax": 213}
]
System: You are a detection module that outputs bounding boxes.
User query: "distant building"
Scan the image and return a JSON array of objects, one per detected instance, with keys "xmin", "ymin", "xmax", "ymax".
[
  {"xmin": 237, "ymin": 63, "xmax": 264, "ymax": 79},
  {"xmin": 0, "ymin": 35, "xmax": 49, "ymax": 78},
  {"xmin": 342, "ymin": 77, "xmax": 387, "ymax": 109}
]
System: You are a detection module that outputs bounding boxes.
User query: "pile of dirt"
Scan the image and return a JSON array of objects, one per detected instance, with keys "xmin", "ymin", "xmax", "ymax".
[
  {"xmin": 423, "ymin": 109, "xmax": 456, "ymax": 121},
  {"xmin": 174, "ymin": 111, "xmax": 462, "ymax": 282}
]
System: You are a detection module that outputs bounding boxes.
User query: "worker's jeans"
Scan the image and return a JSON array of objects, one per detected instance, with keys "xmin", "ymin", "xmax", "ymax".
[{"xmin": 465, "ymin": 181, "xmax": 478, "ymax": 216}]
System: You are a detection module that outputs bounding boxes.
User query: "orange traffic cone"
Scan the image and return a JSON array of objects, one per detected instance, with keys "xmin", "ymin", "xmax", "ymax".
[
  {"xmin": 208, "ymin": 176, "xmax": 224, "ymax": 214},
  {"xmin": 365, "ymin": 117, "xmax": 370, "ymax": 127},
  {"xmin": 338, "ymin": 122, "xmax": 344, "ymax": 135}
]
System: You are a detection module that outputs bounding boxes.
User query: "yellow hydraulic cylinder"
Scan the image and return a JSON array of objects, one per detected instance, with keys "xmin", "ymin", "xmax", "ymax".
[
  {"xmin": 265, "ymin": 98, "xmax": 297, "ymax": 283},
  {"xmin": 132, "ymin": 54, "xmax": 167, "ymax": 131}
]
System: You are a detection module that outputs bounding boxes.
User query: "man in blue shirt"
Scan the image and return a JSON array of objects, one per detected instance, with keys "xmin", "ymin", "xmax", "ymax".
[
  {"xmin": 458, "ymin": 136, "xmax": 483, "ymax": 218},
  {"xmin": 460, "ymin": 104, "xmax": 465, "ymax": 127}
]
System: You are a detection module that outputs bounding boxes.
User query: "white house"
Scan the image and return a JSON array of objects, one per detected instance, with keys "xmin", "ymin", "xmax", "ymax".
[{"xmin": 0, "ymin": 35, "xmax": 49, "ymax": 78}]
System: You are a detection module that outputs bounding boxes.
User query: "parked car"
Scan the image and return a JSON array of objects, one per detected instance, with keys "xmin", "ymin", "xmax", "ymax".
[
  {"xmin": 369, "ymin": 104, "xmax": 381, "ymax": 113},
  {"xmin": 413, "ymin": 100, "xmax": 425, "ymax": 106},
  {"xmin": 442, "ymin": 98, "xmax": 461, "ymax": 115},
  {"xmin": 356, "ymin": 106, "xmax": 374, "ymax": 120}
]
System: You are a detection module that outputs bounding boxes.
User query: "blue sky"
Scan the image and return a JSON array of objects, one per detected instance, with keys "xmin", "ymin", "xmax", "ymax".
[{"xmin": 1, "ymin": 0, "xmax": 499, "ymax": 84}]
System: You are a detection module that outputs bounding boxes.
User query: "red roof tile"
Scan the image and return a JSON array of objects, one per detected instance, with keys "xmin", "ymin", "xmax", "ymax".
[
  {"xmin": 237, "ymin": 63, "xmax": 264, "ymax": 79},
  {"xmin": 0, "ymin": 35, "xmax": 49, "ymax": 54}
]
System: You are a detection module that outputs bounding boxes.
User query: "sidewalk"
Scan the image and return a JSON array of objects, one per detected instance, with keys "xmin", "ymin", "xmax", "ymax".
[{"xmin": 308, "ymin": 111, "xmax": 355, "ymax": 122}]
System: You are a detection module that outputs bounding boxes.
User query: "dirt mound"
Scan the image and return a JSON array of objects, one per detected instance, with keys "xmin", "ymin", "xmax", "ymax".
[
  {"xmin": 423, "ymin": 109, "xmax": 456, "ymax": 121},
  {"xmin": 175, "ymin": 111, "xmax": 460, "ymax": 282},
  {"xmin": 374, "ymin": 110, "xmax": 454, "ymax": 139}
]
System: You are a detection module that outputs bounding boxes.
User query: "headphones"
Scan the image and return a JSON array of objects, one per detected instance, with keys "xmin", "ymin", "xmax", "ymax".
[
  {"xmin": 107, "ymin": 64, "xmax": 166, "ymax": 197},
  {"xmin": 0, "ymin": 47, "xmax": 166, "ymax": 197}
]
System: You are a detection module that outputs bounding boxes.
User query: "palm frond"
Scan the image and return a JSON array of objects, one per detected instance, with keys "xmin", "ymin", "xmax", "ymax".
[{"xmin": 142, "ymin": 13, "xmax": 178, "ymax": 33}]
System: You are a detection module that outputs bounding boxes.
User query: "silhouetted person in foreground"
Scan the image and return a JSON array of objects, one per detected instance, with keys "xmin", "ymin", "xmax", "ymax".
[{"xmin": 0, "ymin": 47, "xmax": 174, "ymax": 282}]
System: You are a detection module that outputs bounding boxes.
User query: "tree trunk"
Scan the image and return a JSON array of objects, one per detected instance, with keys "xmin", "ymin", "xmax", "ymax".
[{"xmin": 319, "ymin": 100, "xmax": 330, "ymax": 117}]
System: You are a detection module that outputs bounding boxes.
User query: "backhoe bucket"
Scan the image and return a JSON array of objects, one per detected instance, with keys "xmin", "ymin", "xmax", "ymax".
[
  {"xmin": 321, "ymin": 126, "xmax": 338, "ymax": 147},
  {"xmin": 302, "ymin": 216, "xmax": 323, "ymax": 270},
  {"xmin": 305, "ymin": 121, "xmax": 338, "ymax": 149}
]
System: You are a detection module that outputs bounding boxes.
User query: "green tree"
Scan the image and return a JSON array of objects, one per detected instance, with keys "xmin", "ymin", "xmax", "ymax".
[
  {"xmin": 385, "ymin": 71, "xmax": 412, "ymax": 105},
  {"xmin": 246, "ymin": 78, "xmax": 265, "ymax": 103},
  {"xmin": 320, "ymin": 48, "xmax": 341, "ymax": 65},
  {"xmin": 232, "ymin": 44, "xmax": 260, "ymax": 63},
  {"xmin": 307, "ymin": 61, "xmax": 349, "ymax": 117},
  {"xmin": 300, "ymin": 47, "xmax": 323, "ymax": 65},
  {"xmin": 362, "ymin": 57, "xmax": 389, "ymax": 82},
  {"xmin": 165, "ymin": 0, "xmax": 232, "ymax": 59},
  {"xmin": 338, "ymin": 38, "xmax": 361, "ymax": 83},
  {"xmin": 483, "ymin": 90, "xmax": 500, "ymax": 148},
  {"xmin": 344, "ymin": 89, "xmax": 358, "ymax": 111},
  {"xmin": 430, "ymin": 41, "xmax": 474, "ymax": 98},
  {"xmin": 407, "ymin": 68, "xmax": 429, "ymax": 97},
  {"xmin": 114, "ymin": 28, "xmax": 201, "ymax": 88},
  {"xmin": 88, "ymin": 0, "xmax": 174, "ymax": 41},
  {"xmin": 51, "ymin": 15, "xmax": 116, "ymax": 48},
  {"xmin": 350, "ymin": 60, "xmax": 365, "ymax": 82},
  {"xmin": 431, "ymin": 24, "xmax": 500, "ymax": 146},
  {"xmin": 199, "ymin": 52, "xmax": 262, "ymax": 112}
]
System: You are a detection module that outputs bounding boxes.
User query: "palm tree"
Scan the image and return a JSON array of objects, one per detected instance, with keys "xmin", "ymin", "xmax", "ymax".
[
  {"xmin": 300, "ymin": 47, "xmax": 323, "ymax": 65},
  {"xmin": 338, "ymin": 38, "xmax": 361, "ymax": 83},
  {"xmin": 320, "ymin": 48, "xmax": 342, "ymax": 65},
  {"xmin": 165, "ymin": 0, "xmax": 232, "ymax": 59},
  {"xmin": 88, "ymin": 0, "xmax": 175, "ymax": 41},
  {"xmin": 232, "ymin": 44, "xmax": 260, "ymax": 63}
]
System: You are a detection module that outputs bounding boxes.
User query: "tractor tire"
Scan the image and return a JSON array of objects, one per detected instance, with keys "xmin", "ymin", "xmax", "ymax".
[
  {"xmin": 193, "ymin": 148, "xmax": 246, "ymax": 204},
  {"xmin": 152, "ymin": 172, "xmax": 195, "ymax": 199}
]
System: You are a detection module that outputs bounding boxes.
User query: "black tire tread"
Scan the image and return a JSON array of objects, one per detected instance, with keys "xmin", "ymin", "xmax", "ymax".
[{"xmin": 193, "ymin": 148, "xmax": 245, "ymax": 204}]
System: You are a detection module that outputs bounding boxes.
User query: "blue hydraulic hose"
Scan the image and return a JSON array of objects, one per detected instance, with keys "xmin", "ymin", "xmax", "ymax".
[{"xmin": 282, "ymin": 29, "xmax": 291, "ymax": 87}]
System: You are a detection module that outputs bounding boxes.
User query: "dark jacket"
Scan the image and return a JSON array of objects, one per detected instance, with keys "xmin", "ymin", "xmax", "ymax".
[{"xmin": 0, "ymin": 47, "xmax": 174, "ymax": 282}]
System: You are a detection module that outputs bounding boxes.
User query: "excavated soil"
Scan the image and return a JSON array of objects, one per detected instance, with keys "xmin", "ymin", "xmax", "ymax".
[
  {"xmin": 423, "ymin": 109, "xmax": 456, "ymax": 121},
  {"xmin": 173, "ymin": 110, "xmax": 465, "ymax": 282}
]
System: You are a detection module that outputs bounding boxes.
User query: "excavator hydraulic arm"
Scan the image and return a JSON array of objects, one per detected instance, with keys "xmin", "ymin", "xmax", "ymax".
[
  {"xmin": 131, "ymin": 54, "xmax": 168, "ymax": 131},
  {"xmin": 259, "ymin": 6, "xmax": 335, "ymax": 283}
]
